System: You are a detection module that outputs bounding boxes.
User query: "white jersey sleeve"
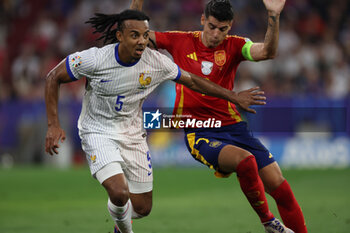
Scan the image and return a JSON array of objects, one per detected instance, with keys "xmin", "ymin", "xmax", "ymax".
[
  {"xmin": 66, "ymin": 47, "xmax": 98, "ymax": 81},
  {"xmin": 154, "ymin": 51, "xmax": 181, "ymax": 82}
]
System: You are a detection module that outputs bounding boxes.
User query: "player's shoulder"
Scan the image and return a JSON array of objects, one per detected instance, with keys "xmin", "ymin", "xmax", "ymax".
[
  {"xmin": 79, "ymin": 45, "xmax": 100, "ymax": 54},
  {"xmin": 143, "ymin": 47, "xmax": 167, "ymax": 60},
  {"xmin": 160, "ymin": 30, "xmax": 200, "ymax": 38},
  {"xmin": 142, "ymin": 48, "xmax": 175, "ymax": 68},
  {"xmin": 83, "ymin": 43, "xmax": 116, "ymax": 67},
  {"xmin": 94, "ymin": 43, "xmax": 116, "ymax": 57},
  {"xmin": 225, "ymin": 34, "xmax": 248, "ymax": 42},
  {"xmin": 71, "ymin": 45, "xmax": 110, "ymax": 60}
]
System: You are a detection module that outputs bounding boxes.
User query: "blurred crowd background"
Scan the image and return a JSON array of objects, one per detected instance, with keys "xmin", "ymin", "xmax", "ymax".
[{"xmin": 0, "ymin": 0, "xmax": 349, "ymax": 167}]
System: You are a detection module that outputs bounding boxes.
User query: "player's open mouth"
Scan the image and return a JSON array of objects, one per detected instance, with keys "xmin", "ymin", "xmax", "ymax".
[{"xmin": 135, "ymin": 48, "xmax": 144, "ymax": 55}]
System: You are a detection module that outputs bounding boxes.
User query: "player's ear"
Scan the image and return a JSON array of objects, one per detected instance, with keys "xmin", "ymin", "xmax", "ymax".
[
  {"xmin": 228, "ymin": 20, "xmax": 233, "ymax": 28},
  {"xmin": 201, "ymin": 14, "xmax": 205, "ymax": 26},
  {"xmin": 116, "ymin": 30, "xmax": 122, "ymax": 42}
]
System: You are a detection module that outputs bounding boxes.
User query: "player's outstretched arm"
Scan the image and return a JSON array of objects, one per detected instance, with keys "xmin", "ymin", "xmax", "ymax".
[
  {"xmin": 175, "ymin": 69, "xmax": 266, "ymax": 114},
  {"xmin": 45, "ymin": 59, "xmax": 73, "ymax": 155},
  {"xmin": 250, "ymin": 0, "xmax": 286, "ymax": 61},
  {"xmin": 130, "ymin": 0, "xmax": 143, "ymax": 10}
]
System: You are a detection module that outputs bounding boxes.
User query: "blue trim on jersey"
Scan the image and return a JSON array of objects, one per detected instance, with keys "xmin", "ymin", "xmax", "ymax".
[
  {"xmin": 65, "ymin": 56, "xmax": 78, "ymax": 81},
  {"xmin": 115, "ymin": 43, "xmax": 140, "ymax": 67},
  {"xmin": 174, "ymin": 66, "xmax": 181, "ymax": 81}
]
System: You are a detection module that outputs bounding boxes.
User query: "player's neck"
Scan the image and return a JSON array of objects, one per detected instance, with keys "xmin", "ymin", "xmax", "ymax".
[
  {"xmin": 201, "ymin": 32, "xmax": 216, "ymax": 49},
  {"xmin": 201, "ymin": 32, "xmax": 210, "ymax": 48},
  {"xmin": 118, "ymin": 45, "xmax": 138, "ymax": 64}
]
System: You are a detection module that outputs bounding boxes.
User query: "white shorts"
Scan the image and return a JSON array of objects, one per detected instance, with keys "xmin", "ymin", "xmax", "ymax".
[{"xmin": 80, "ymin": 134, "xmax": 153, "ymax": 193}]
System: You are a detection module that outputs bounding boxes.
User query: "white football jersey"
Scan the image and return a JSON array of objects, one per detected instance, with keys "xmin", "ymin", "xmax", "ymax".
[{"xmin": 66, "ymin": 43, "xmax": 180, "ymax": 142}]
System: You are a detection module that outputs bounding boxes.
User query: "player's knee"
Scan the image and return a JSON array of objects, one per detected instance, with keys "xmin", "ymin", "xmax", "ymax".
[
  {"xmin": 133, "ymin": 203, "xmax": 152, "ymax": 217},
  {"xmin": 218, "ymin": 145, "xmax": 252, "ymax": 173},
  {"xmin": 268, "ymin": 176, "xmax": 286, "ymax": 193},
  {"xmin": 259, "ymin": 162, "xmax": 286, "ymax": 193},
  {"xmin": 108, "ymin": 186, "xmax": 129, "ymax": 206},
  {"xmin": 236, "ymin": 149, "xmax": 252, "ymax": 163}
]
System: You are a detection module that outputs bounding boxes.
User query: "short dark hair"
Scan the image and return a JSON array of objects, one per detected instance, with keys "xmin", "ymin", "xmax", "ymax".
[
  {"xmin": 86, "ymin": 9, "xmax": 150, "ymax": 44},
  {"xmin": 204, "ymin": 0, "xmax": 234, "ymax": 22}
]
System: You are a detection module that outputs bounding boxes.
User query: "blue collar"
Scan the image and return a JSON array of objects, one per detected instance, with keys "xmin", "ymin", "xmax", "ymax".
[{"xmin": 115, "ymin": 43, "xmax": 140, "ymax": 67}]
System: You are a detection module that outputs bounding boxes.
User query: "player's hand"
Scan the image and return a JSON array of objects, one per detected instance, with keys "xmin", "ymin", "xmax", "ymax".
[
  {"xmin": 45, "ymin": 125, "xmax": 66, "ymax": 155},
  {"xmin": 235, "ymin": 87, "xmax": 266, "ymax": 114},
  {"xmin": 263, "ymin": 0, "xmax": 286, "ymax": 15}
]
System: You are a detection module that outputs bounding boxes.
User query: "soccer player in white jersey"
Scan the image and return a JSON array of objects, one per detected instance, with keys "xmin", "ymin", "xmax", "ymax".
[{"xmin": 45, "ymin": 9, "xmax": 266, "ymax": 233}]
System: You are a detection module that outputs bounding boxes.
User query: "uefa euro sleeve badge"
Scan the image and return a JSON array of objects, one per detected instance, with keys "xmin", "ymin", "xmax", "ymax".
[{"xmin": 71, "ymin": 55, "xmax": 82, "ymax": 68}]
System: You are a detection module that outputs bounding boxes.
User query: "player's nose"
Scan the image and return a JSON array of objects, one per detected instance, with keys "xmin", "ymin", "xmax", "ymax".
[
  {"xmin": 212, "ymin": 28, "xmax": 220, "ymax": 38},
  {"xmin": 138, "ymin": 36, "xmax": 148, "ymax": 45}
]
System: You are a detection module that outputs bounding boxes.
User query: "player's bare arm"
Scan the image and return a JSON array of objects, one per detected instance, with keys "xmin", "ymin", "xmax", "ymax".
[
  {"xmin": 175, "ymin": 69, "xmax": 266, "ymax": 114},
  {"xmin": 250, "ymin": 0, "xmax": 286, "ymax": 61},
  {"xmin": 130, "ymin": 0, "xmax": 143, "ymax": 11},
  {"xmin": 45, "ymin": 59, "xmax": 72, "ymax": 155}
]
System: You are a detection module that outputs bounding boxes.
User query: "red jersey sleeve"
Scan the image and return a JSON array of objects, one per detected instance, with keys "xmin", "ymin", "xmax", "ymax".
[
  {"xmin": 227, "ymin": 35, "xmax": 249, "ymax": 63},
  {"xmin": 154, "ymin": 31, "xmax": 172, "ymax": 50},
  {"xmin": 155, "ymin": 31, "xmax": 192, "ymax": 54}
]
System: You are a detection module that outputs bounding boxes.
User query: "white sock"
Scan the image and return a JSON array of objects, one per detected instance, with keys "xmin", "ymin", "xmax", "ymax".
[{"xmin": 107, "ymin": 198, "xmax": 133, "ymax": 233}]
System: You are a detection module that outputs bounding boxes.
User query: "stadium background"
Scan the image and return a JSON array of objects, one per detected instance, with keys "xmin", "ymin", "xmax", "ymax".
[
  {"xmin": 1, "ymin": 1, "xmax": 350, "ymax": 233},
  {"xmin": 0, "ymin": 0, "xmax": 349, "ymax": 168}
]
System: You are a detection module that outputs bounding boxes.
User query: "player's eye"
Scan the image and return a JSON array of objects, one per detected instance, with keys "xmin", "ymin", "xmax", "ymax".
[
  {"xmin": 144, "ymin": 33, "xmax": 149, "ymax": 39},
  {"xmin": 209, "ymin": 24, "xmax": 215, "ymax": 30},
  {"xmin": 131, "ymin": 33, "xmax": 139, "ymax": 39},
  {"xmin": 220, "ymin": 27, "xmax": 228, "ymax": 32}
]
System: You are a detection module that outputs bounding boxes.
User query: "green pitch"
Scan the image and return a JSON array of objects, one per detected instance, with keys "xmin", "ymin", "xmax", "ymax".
[{"xmin": 0, "ymin": 166, "xmax": 349, "ymax": 233}]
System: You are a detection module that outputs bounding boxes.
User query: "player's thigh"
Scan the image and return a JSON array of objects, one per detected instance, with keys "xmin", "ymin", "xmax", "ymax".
[
  {"xmin": 229, "ymin": 130, "xmax": 275, "ymax": 170},
  {"xmin": 185, "ymin": 132, "xmax": 227, "ymax": 170},
  {"xmin": 80, "ymin": 134, "xmax": 124, "ymax": 178},
  {"xmin": 230, "ymin": 131, "xmax": 284, "ymax": 192},
  {"xmin": 118, "ymin": 139, "xmax": 153, "ymax": 193},
  {"xmin": 184, "ymin": 132, "xmax": 252, "ymax": 177},
  {"xmin": 258, "ymin": 161, "xmax": 285, "ymax": 193}
]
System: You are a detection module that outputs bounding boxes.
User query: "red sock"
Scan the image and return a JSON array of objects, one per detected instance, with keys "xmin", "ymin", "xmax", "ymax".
[
  {"xmin": 270, "ymin": 180, "xmax": 308, "ymax": 233},
  {"xmin": 236, "ymin": 155, "xmax": 274, "ymax": 223}
]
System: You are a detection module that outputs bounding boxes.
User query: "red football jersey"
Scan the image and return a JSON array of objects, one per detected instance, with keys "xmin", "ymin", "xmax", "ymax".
[{"xmin": 155, "ymin": 31, "xmax": 248, "ymax": 126}]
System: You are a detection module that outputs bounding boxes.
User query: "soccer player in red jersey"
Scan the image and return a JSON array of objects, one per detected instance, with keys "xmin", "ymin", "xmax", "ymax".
[{"xmin": 131, "ymin": 0, "xmax": 307, "ymax": 233}]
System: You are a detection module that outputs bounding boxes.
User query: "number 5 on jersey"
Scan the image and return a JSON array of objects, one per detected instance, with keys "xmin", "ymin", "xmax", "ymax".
[{"xmin": 115, "ymin": 95, "xmax": 125, "ymax": 111}]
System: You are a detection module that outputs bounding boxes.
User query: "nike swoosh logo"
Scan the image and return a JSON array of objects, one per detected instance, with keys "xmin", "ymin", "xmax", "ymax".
[{"xmin": 100, "ymin": 79, "xmax": 113, "ymax": 83}]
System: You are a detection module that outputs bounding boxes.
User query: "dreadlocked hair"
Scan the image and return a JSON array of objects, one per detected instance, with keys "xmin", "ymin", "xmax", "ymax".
[{"xmin": 86, "ymin": 9, "xmax": 150, "ymax": 45}]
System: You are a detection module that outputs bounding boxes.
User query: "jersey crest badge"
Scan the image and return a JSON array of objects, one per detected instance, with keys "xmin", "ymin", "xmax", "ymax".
[
  {"xmin": 214, "ymin": 50, "xmax": 226, "ymax": 66},
  {"xmin": 209, "ymin": 141, "xmax": 222, "ymax": 148},
  {"xmin": 139, "ymin": 72, "xmax": 152, "ymax": 89},
  {"xmin": 201, "ymin": 61, "xmax": 213, "ymax": 75},
  {"xmin": 71, "ymin": 56, "xmax": 82, "ymax": 68}
]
